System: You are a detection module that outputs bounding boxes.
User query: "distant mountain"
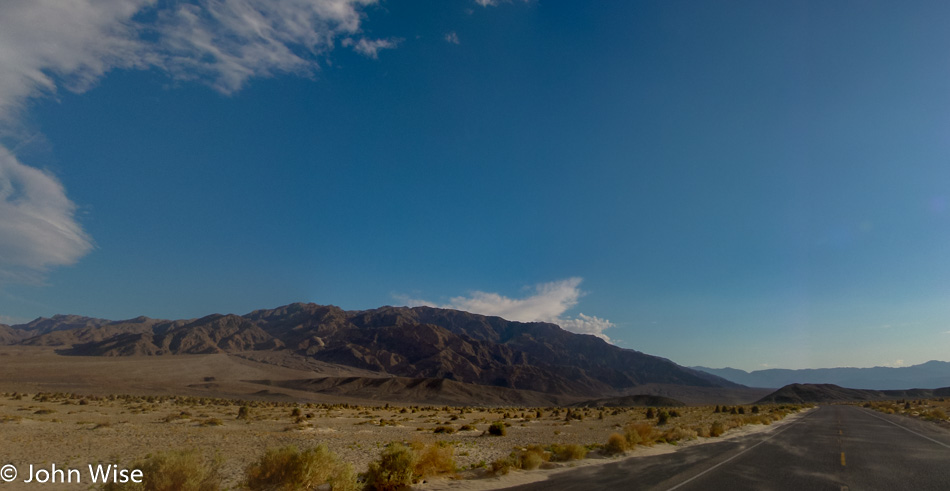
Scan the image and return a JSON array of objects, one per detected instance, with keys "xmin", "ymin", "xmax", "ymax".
[
  {"xmin": 693, "ymin": 361, "xmax": 950, "ymax": 390},
  {"xmin": 756, "ymin": 383, "xmax": 950, "ymax": 404},
  {"xmin": 4, "ymin": 303, "xmax": 739, "ymax": 398}
]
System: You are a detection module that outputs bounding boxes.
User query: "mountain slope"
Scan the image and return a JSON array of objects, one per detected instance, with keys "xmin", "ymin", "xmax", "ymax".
[
  {"xmin": 5, "ymin": 302, "xmax": 739, "ymax": 398},
  {"xmin": 694, "ymin": 361, "xmax": 950, "ymax": 390},
  {"xmin": 756, "ymin": 383, "xmax": 950, "ymax": 404}
]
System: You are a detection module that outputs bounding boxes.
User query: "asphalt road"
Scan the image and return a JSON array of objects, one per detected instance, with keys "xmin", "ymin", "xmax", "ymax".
[{"xmin": 503, "ymin": 405, "xmax": 950, "ymax": 491}]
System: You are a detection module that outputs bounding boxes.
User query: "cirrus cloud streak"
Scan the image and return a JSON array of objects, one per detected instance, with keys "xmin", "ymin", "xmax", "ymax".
[{"xmin": 0, "ymin": 0, "xmax": 392, "ymax": 284}]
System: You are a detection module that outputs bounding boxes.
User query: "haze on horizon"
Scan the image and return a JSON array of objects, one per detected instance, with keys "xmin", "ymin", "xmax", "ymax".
[{"xmin": 0, "ymin": 0, "xmax": 948, "ymax": 373}]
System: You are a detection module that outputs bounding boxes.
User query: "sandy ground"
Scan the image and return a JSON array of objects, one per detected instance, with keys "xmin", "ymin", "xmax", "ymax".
[
  {"xmin": 0, "ymin": 387, "xmax": 810, "ymax": 490},
  {"xmin": 0, "ymin": 346, "xmax": 813, "ymax": 489},
  {"xmin": 416, "ymin": 408, "xmax": 815, "ymax": 491}
]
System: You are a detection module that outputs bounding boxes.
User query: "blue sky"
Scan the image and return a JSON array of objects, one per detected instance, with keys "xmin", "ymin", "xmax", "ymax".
[{"xmin": 1, "ymin": 0, "xmax": 949, "ymax": 371}]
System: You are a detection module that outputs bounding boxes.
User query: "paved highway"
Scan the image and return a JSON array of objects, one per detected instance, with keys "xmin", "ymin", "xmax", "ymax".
[{"xmin": 503, "ymin": 405, "xmax": 950, "ymax": 490}]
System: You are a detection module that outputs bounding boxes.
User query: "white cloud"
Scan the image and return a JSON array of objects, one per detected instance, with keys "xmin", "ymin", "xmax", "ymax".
[
  {"xmin": 0, "ymin": 147, "xmax": 93, "ymax": 284},
  {"xmin": 474, "ymin": 0, "xmax": 531, "ymax": 7},
  {"xmin": 405, "ymin": 278, "xmax": 616, "ymax": 342},
  {"xmin": 341, "ymin": 37, "xmax": 399, "ymax": 59},
  {"xmin": 444, "ymin": 32, "xmax": 460, "ymax": 44},
  {"xmin": 0, "ymin": 0, "xmax": 151, "ymax": 126},
  {"xmin": 557, "ymin": 313, "xmax": 615, "ymax": 339},
  {"xmin": 0, "ymin": 0, "xmax": 389, "ymax": 283},
  {"xmin": 155, "ymin": 0, "xmax": 390, "ymax": 93}
]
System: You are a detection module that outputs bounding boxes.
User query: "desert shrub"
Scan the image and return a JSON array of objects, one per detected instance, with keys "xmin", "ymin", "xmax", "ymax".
[
  {"xmin": 488, "ymin": 421, "xmax": 507, "ymax": 436},
  {"xmin": 412, "ymin": 441, "xmax": 456, "ymax": 478},
  {"xmin": 925, "ymin": 409, "xmax": 948, "ymax": 421},
  {"xmin": 709, "ymin": 421, "xmax": 725, "ymax": 437},
  {"xmin": 550, "ymin": 443, "xmax": 587, "ymax": 461},
  {"xmin": 489, "ymin": 446, "xmax": 548, "ymax": 475},
  {"xmin": 662, "ymin": 426, "xmax": 698, "ymax": 443},
  {"xmin": 365, "ymin": 443, "xmax": 418, "ymax": 491},
  {"xmin": 605, "ymin": 433, "xmax": 628, "ymax": 455},
  {"xmin": 645, "ymin": 407, "xmax": 655, "ymax": 419},
  {"xmin": 101, "ymin": 450, "xmax": 221, "ymax": 491},
  {"xmin": 433, "ymin": 425, "xmax": 455, "ymax": 434},
  {"xmin": 624, "ymin": 422, "xmax": 656, "ymax": 446},
  {"xmin": 200, "ymin": 418, "xmax": 223, "ymax": 427},
  {"xmin": 244, "ymin": 444, "xmax": 357, "ymax": 491},
  {"xmin": 237, "ymin": 405, "xmax": 250, "ymax": 420},
  {"xmin": 751, "ymin": 405, "xmax": 760, "ymax": 414},
  {"xmin": 657, "ymin": 411, "xmax": 669, "ymax": 425},
  {"xmin": 459, "ymin": 424, "xmax": 476, "ymax": 431},
  {"xmin": 490, "ymin": 455, "xmax": 516, "ymax": 476},
  {"xmin": 519, "ymin": 449, "xmax": 545, "ymax": 470}
]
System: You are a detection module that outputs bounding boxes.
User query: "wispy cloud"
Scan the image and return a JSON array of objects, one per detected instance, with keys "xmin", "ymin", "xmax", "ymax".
[
  {"xmin": 341, "ymin": 37, "xmax": 399, "ymax": 59},
  {"xmin": 157, "ymin": 0, "xmax": 394, "ymax": 93},
  {"xmin": 474, "ymin": 0, "xmax": 530, "ymax": 8},
  {"xmin": 444, "ymin": 32, "xmax": 460, "ymax": 44},
  {"xmin": 0, "ymin": 0, "xmax": 151, "ymax": 126},
  {"xmin": 0, "ymin": 0, "xmax": 392, "ymax": 283},
  {"xmin": 402, "ymin": 277, "xmax": 616, "ymax": 341},
  {"xmin": 0, "ymin": 147, "xmax": 93, "ymax": 285}
]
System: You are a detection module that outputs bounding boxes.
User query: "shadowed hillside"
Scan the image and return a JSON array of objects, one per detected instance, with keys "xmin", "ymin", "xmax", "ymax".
[
  {"xmin": 4, "ymin": 302, "xmax": 739, "ymax": 398},
  {"xmin": 756, "ymin": 383, "xmax": 950, "ymax": 404}
]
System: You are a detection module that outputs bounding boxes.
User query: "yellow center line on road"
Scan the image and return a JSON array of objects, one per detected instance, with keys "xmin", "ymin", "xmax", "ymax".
[{"xmin": 841, "ymin": 452, "xmax": 846, "ymax": 466}]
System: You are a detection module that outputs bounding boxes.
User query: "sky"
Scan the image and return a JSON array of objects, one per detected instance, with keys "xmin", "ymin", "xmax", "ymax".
[{"xmin": 1, "ymin": 0, "xmax": 949, "ymax": 371}]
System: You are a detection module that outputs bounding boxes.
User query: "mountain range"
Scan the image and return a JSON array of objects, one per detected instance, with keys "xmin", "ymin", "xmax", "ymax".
[
  {"xmin": 755, "ymin": 383, "xmax": 950, "ymax": 404},
  {"xmin": 693, "ymin": 362, "xmax": 950, "ymax": 390},
  {"xmin": 0, "ymin": 303, "xmax": 741, "ymax": 402}
]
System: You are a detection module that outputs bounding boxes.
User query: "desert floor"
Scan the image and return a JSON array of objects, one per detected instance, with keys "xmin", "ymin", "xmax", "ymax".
[{"xmin": 0, "ymin": 388, "xmax": 812, "ymax": 490}]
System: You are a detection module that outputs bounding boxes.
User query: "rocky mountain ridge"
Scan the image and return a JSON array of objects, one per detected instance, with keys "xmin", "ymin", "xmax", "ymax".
[{"xmin": 1, "ymin": 302, "xmax": 737, "ymax": 398}]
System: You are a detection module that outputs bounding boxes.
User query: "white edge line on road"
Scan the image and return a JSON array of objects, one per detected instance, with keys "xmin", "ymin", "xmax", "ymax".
[
  {"xmin": 664, "ymin": 408, "xmax": 817, "ymax": 491},
  {"xmin": 861, "ymin": 408, "xmax": 950, "ymax": 450}
]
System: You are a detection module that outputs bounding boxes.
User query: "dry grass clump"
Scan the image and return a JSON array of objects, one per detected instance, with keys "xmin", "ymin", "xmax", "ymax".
[
  {"xmin": 365, "ymin": 443, "xmax": 417, "ymax": 491},
  {"xmin": 364, "ymin": 441, "xmax": 456, "ymax": 490},
  {"xmin": 924, "ymin": 408, "xmax": 948, "ymax": 421},
  {"xmin": 660, "ymin": 426, "xmax": 698, "ymax": 443},
  {"xmin": 623, "ymin": 421, "xmax": 657, "ymax": 446},
  {"xmin": 490, "ymin": 445, "xmax": 549, "ymax": 475},
  {"xmin": 549, "ymin": 443, "xmax": 587, "ymax": 461},
  {"xmin": 412, "ymin": 441, "xmax": 456, "ymax": 479},
  {"xmin": 604, "ymin": 433, "xmax": 627, "ymax": 455},
  {"xmin": 709, "ymin": 421, "xmax": 726, "ymax": 437},
  {"xmin": 101, "ymin": 450, "xmax": 222, "ymax": 491},
  {"xmin": 244, "ymin": 444, "xmax": 357, "ymax": 491}
]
